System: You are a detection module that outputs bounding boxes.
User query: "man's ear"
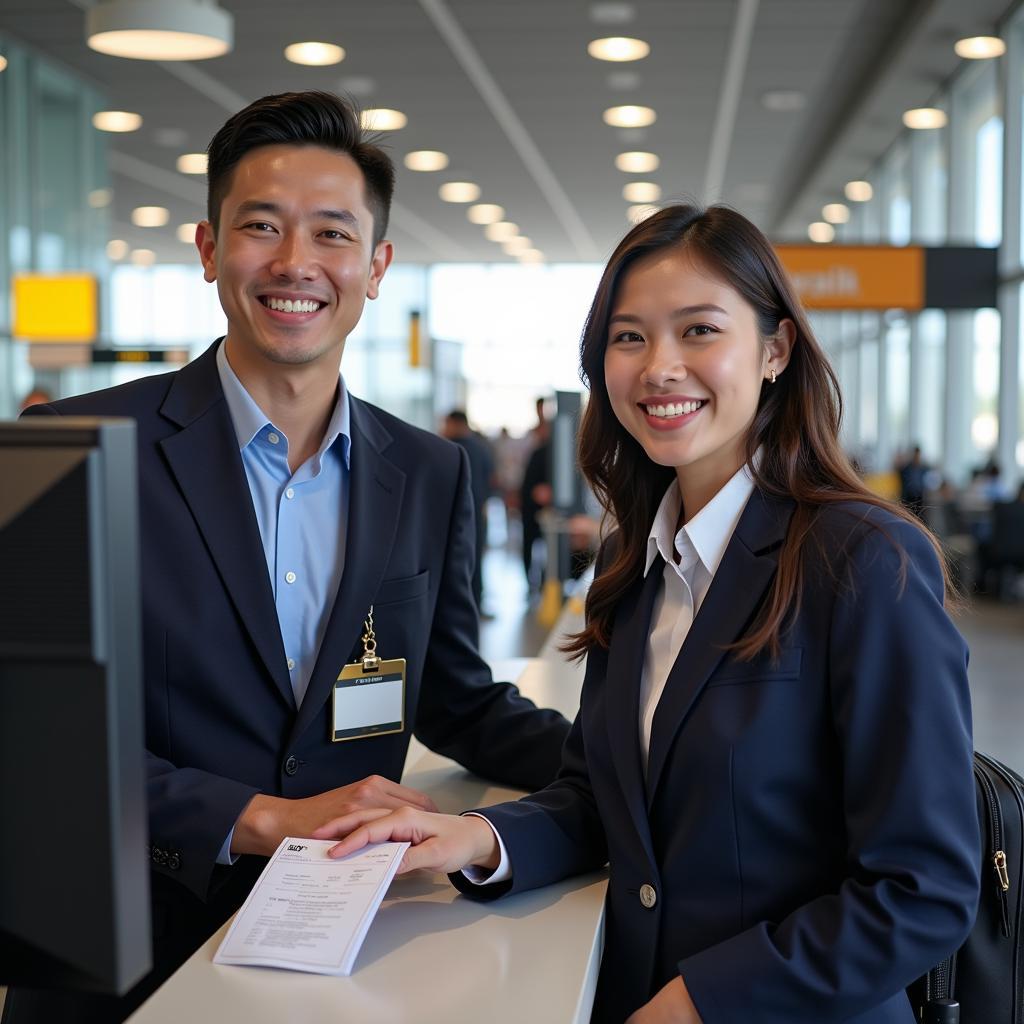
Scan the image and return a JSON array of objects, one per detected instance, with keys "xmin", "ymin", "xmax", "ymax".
[
  {"xmin": 366, "ymin": 239, "xmax": 394, "ymax": 300},
  {"xmin": 196, "ymin": 221, "xmax": 218, "ymax": 283},
  {"xmin": 765, "ymin": 318, "xmax": 796, "ymax": 379}
]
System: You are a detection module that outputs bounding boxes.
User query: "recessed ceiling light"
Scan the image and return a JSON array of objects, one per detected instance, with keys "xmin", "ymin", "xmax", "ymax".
[
  {"xmin": 404, "ymin": 150, "xmax": 449, "ymax": 172},
  {"xmin": 808, "ymin": 222, "xmax": 835, "ymax": 243},
  {"xmin": 588, "ymin": 37, "xmax": 650, "ymax": 62},
  {"xmin": 360, "ymin": 108, "xmax": 407, "ymax": 131},
  {"xmin": 518, "ymin": 248, "xmax": 545, "ymax": 263},
  {"xmin": 87, "ymin": 0, "xmax": 233, "ymax": 61},
  {"xmin": 607, "ymin": 70, "xmax": 640, "ymax": 90},
  {"xmin": 88, "ymin": 188, "xmax": 113, "ymax": 208},
  {"xmin": 845, "ymin": 180, "xmax": 873, "ymax": 202},
  {"xmin": 106, "ymin": 239, "xmax": 129, "ymax": 260},
  {"xmin": 439, "ymin": 181, "xmax": 481, "ymax": 203},
  {"xmin": 761, "ymin": 89, "xmax": 807, "ymax": 113},
  {"xmin": 131, "ymin": 205, "xmax": 169, "ymax": 227},
  {"xmin": 627, "ymin": 204, "xmax": 659, "ymax": 224},
  {"xmin": 503, "ymin": 237, "xmax": 532, "ymax": 254},
  {"xmin": 177, "ymin": 222, "xmax": 198, "ymax": 243},
  {"xmin": 954, "ymin": 36, "xmax": 1006, "ymax": 59},
  {"xmin": 903, "ymin": 107, "xmax": 947, "ymax": 129},
  {"xmin": 130, "ymin": 248, "xmax": 157, "ymax": 265},
  {"xmin": 176, "ymin": 152, "xmax": 207, "ymax": 174},
  {"xmin": 284, "ymin": 41, "xmax": 345, "ymax": 66},
  {"xmin": 0, "ymin": 55, "xmax": 7, "ymax": 73},
  {"xmin": 92, "ymin": 110, "xmax": 143, "ymax": 132},
  {"xmin": 615, "ymin": 151, "xmax": 659, "ymax": 173},
  {"xmin": 822, "ymin": 203, "xmax": 850, "ymax": 224},
  {"xmin": 484, "ymin": 221, "xmax": 519, "ymax": 242},
  {"xmin": 467, "ymin": 203, "xmax": 505, "ymax": 225},
  {"xmin": 590, "ymin": 2, "xmax": 635, "ymax": 25},
  {"xmin": 623, "ymin": 181, "xmax": 660, "ymax": 202},
  {"xmin": 603, "ymin": 105, "xmax": 656, "ymax": 128}
]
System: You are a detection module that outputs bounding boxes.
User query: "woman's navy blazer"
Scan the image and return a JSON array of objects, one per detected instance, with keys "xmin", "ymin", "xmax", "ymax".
[{"xmin": 454, "ymin": 490, "xmax": 980, "ymax": 1023}]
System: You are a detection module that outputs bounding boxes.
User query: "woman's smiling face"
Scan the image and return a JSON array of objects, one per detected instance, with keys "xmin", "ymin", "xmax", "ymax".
[{"xmin": 604, "ymin": 246, "xmax": 788, "ymax": 491}]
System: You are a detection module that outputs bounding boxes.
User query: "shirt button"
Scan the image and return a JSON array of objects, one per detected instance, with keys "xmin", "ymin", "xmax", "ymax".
[
  {"xmin": 267, "ymin": 431, "xmax": 280, "ymax": 445},
  {"xmin": 287, "ymin": 657, "xmax": 295, "ymax": 670},
  {"xmin": 639, "ymin": 883, "xmax": 657, "ymax": 909},
  {"xmin": 285, "ymin": 571, "xmax": 297, "ymax": 584},
  {"xmin": 284, "ymin": 756, "xmax": 298, "ymax": 776},
  {"xmin": 285, "ymin": 487, "xmax": 295, "ymax": 500}
]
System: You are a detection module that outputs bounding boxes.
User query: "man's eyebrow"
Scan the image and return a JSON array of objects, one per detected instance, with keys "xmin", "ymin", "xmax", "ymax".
[
  {"xmin": 608, "ymin": 303, "xmax": 729, "ymax": 326},
  {"xmin": 232, "ymin": 200, "xmax": 360, "ymax": 228}
]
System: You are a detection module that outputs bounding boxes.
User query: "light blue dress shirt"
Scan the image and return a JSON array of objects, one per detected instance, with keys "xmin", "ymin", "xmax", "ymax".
[{"xmin": 214, "ymin": 340, "xmax": 350, "ymax": 862}]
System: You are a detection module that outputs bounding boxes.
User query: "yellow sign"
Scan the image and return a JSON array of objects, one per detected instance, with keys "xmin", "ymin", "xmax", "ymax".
[
  {"xmin": 774, "ymin": 246, "xmax": 925, "ymax": 310},
  {"xmin": 12, "ymin": 273, "xmax": 99, "ymax": 342}
]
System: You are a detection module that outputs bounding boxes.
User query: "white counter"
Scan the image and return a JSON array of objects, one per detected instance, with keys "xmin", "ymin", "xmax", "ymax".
[{"xmin": 128, "ymin": 652, "xmax": 607, "ymax": 1024}]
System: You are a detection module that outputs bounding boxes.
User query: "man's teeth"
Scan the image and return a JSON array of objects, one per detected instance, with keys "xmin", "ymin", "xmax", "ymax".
[
  {"xmin": 644, "ymin": 400, "xmax": 705, "ymax": 418},
  {"xmin": 264, "ymin": 297, "xmax": 321, "ymax": 313}
]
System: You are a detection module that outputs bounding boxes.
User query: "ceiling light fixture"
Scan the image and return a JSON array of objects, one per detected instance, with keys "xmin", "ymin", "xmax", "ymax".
[
  {"xmin": 808, "ymin": 222, "xmax": 835, "ymax": 243},
  {"xmin": 503, "ymin": 237, "xmax": 532, "ymax": 254},
  {"xmin": 627, "ymin": 204, "xmax": 659, "ymax": 224},
  {"xmin": 954, "ymin": 36, "xmax": 1006, "ymax": 59},
  {"xmin": 92, "ymin": 110, "xmax": 142, "ymax": 132},
  {"xmin": 623, "ymin": 181, "xmax": 661, "ymax": 202},
  {"xmin": 176, "ymin": 152, "xmax": 207, "ymax": 174},
  {"xmin": 88, "ymin": 188, "xmax": 113, "ymax": 208},
  {"xmin": 822, "ymin": 203, "xmax": 850, "ymax": 224},
  {"xmin": 0, "ymin": 55, "xmax": 7, "ymax": 73},
  {"xmin": 518, "ymin": 249, "xmax": 545, "ymax": 263},
  {"xmin": 404, "ymin": 150, "xmax": 449, "ymax": 172},
  {"xmin": 902, "ymin": 107, "xmax": 947, "ymax": 129},
  {"xmin": 587, "ymin": 37, "xmax": 650, "ymax": 62},
  {"xmin": 284, "ymin": 41, "xmax": 345, "ymax": 66},
  {"xmin": 177, "ymin": 222, "xmax": 198, "ymax": 243},
  {"xmin": 131, "ymin": 205, "xmax": 169, "ymax": 227},
  {"xmin": 603, "ymin": 105, "xmax": 656, "ymax": 127},
  {"xmin": 106, "ymin": 239, "xmax": 129, "ymax": 260},
  {"xmin": 844, "ymin": 180, "xmax": 873, "ymax": 202},
  {"xmin": 467, "ymin": 203, "xmax": 505, "ymax": 225},
  {"xmin": 439, "ymin": 181, "xmax": 481, "ymax": 203},
  {"xmin": 360, "ymin": 108, "xmax": 407, "ymax": 131},
  {"xmin": 615, "ymin": 151, "xmax": 659, "ymax": 173},
  {"xmin": 130, "ymin": 248, "xmax": 157, "ymax": 265},
  {"xmin": 87, "ymin": 0, "xmax": 233, "ymax": 60},
  {"xmin": 484, "ymin": 221, "xmax": 519, "ymax": 242}
]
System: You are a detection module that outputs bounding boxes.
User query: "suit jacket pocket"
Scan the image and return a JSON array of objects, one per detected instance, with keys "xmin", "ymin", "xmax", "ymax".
[
  {"xmin": 707, "ymin": 646, "xmax": 803, "ymax": 687},
  {"xmin": 374, "ymin": 569, "xmax": 431, "ymax": 606}
]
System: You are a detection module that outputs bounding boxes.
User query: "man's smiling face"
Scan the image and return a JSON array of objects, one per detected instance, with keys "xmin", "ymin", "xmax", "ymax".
[{"xmin": 197, "ymin": 143, "xmax": 392, "ymax": 371}]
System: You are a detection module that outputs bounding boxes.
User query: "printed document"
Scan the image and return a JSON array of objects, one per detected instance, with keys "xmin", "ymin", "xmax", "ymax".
[{"xmin": 213, "ymin": 837, "xmax": 409, "ymax": 975}]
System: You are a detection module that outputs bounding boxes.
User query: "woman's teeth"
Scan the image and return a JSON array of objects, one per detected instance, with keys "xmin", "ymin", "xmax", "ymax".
[{"xmin": 644, "ymin": 400, "xmax": 706, "ymax": 418}]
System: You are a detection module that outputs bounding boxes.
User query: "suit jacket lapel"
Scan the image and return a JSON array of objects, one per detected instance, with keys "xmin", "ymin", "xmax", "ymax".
[
  {"xmin": 289, "ymin": 397, "xmax": 406, "ymax": 744},
  {"xmin": 645, "ymin": 489, "xmax": 794, "ymax": 806},
  {"xmin": 158, "ymin": 342, "xmax": 294, "ymax": 709},
  {"xmin": 605, "ymin": 565, "xmax": 662, "ymax": 869}
]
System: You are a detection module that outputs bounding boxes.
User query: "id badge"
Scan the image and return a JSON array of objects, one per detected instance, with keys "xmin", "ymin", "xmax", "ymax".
[{"xmin": 331, "ymin": 605, "xmax": 406, "ymax": 743}]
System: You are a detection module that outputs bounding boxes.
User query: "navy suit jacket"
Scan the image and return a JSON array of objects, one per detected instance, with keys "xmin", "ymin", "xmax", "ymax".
[
  {"xmin": 454, "ymin": 492, "xmax": 980, "ymax": 1023},
  {"xmin": 25, "ymin": 341, "xmax": 569, "ymax": 910}
]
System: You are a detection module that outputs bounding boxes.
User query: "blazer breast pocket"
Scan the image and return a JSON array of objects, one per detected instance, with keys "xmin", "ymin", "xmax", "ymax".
[
  {"xmin": 373, "ymin": 569, "xmax": 431, "ymax": 606},
  {"xmin": 707, "ymin": 646, "xmax": 803, "ymax": 688}
]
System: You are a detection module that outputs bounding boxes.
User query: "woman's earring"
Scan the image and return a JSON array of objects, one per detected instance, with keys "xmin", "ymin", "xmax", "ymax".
[{"xmin": 769, "ymin": 367, "xmax": 777, "ymax": 384}]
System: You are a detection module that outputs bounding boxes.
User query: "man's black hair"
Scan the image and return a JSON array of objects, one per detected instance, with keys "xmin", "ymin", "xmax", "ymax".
[{"xmin": 206, "ymin": 90, "xmax": 395, "ymax": 248}]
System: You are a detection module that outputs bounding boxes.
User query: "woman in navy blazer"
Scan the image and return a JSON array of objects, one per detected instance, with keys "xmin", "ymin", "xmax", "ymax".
[{"xmin": 322, "ymin": 205, "xmax": 980, "ymax": 1023}]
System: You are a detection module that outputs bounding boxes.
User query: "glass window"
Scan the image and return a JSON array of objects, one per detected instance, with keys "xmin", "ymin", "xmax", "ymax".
[
  {"xmin": 886, "ymin": 317, "xmax": 910, "ymax": 454},
  {"xmin": 917, "ymin": 311, "xmax": 946, "ymax": 465},
  {"xmin": 971, "ymin": 308, "xmax": 1001, "ymax": 462}
]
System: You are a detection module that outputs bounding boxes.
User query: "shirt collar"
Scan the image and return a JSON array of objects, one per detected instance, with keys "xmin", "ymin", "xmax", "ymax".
[
  {"xmin": 644, "ymin": 461, "xmax": 756, "ymax": 578},
  {"xmin": 215, "ymin": 338, "xmax": 351, "ymax": 469}
]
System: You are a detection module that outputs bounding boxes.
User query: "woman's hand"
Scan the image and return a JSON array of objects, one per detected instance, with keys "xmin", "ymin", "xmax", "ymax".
[
  {"xmin": 625, "ymin": 977, "xmax": 703, "ymax": 1024},
  {"xmin": 312, "ymin": 806, "xmax": 501, "ymax": 875}
]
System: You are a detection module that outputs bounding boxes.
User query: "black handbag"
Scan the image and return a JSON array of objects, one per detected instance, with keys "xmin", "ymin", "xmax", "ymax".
[{"xmin": 907, "ymin": 751, "xmax": 1024, "ymax": 1023}]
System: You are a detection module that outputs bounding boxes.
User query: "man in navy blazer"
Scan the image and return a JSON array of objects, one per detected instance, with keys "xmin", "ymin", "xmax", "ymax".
[{"xmin": 10, "ymin": 91, "xmax": 568, "ymax": 1023}]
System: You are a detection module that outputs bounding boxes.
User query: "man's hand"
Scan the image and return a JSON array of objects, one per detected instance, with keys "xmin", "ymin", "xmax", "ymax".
[
  {"xmin": 313, "ymin": 807, "xmax": 500, "ymax": 875},
  {"xmin": 231, "ymin": 776, "xmax": 439, "ymax": 857},
  {"xmin": 625, "ymin": 977, "xmax": 703, "ymax": 1024}
]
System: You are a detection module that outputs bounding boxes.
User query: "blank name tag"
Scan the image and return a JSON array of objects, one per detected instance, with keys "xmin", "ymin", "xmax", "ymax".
[{"xmin": 332, "ymin": 658, "xmax": 406, "ymax": 742}]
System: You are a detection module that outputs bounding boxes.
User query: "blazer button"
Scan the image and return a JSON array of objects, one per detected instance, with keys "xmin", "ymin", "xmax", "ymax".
[
  {"xmin": 167, "ymin": 853, "xmax": 181, "ymax": 871},
  {"xmin": 151, "ymin": 846, "xmax": 166, "ymax": 866},
  {"xmin": 284, "ymin": 755, "xmax": 299, "ymax": 776},
  {"xmin": 639, "ymin": 883, "xmax": 657, "ymax": 909}
]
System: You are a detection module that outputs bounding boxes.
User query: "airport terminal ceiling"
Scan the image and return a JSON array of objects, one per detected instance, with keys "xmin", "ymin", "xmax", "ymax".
[{"xmin": 0, "ymin": 0, "xmax": 1015, "ymax": 265}]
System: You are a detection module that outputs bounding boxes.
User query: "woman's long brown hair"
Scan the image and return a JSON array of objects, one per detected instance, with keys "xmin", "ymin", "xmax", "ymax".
[{"xmin": 562, "ymin": 203, "xmax": 953, "ymax": 661}]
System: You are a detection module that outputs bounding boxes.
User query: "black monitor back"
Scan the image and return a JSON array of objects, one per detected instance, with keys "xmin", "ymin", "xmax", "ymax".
[{"xmin": 0, "ymin": 418, "xmax": 151, "ymax": 994}]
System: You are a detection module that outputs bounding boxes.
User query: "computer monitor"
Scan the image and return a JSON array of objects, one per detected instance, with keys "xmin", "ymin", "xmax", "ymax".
[{"xmin": 0, "ymin": 418, "xmax": 151, "ymax": 995}]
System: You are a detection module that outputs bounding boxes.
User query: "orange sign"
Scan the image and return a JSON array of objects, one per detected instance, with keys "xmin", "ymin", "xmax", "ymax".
[{"xmin": 774, "ymin": 246, "xmax": 925, "ymax": 310}]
